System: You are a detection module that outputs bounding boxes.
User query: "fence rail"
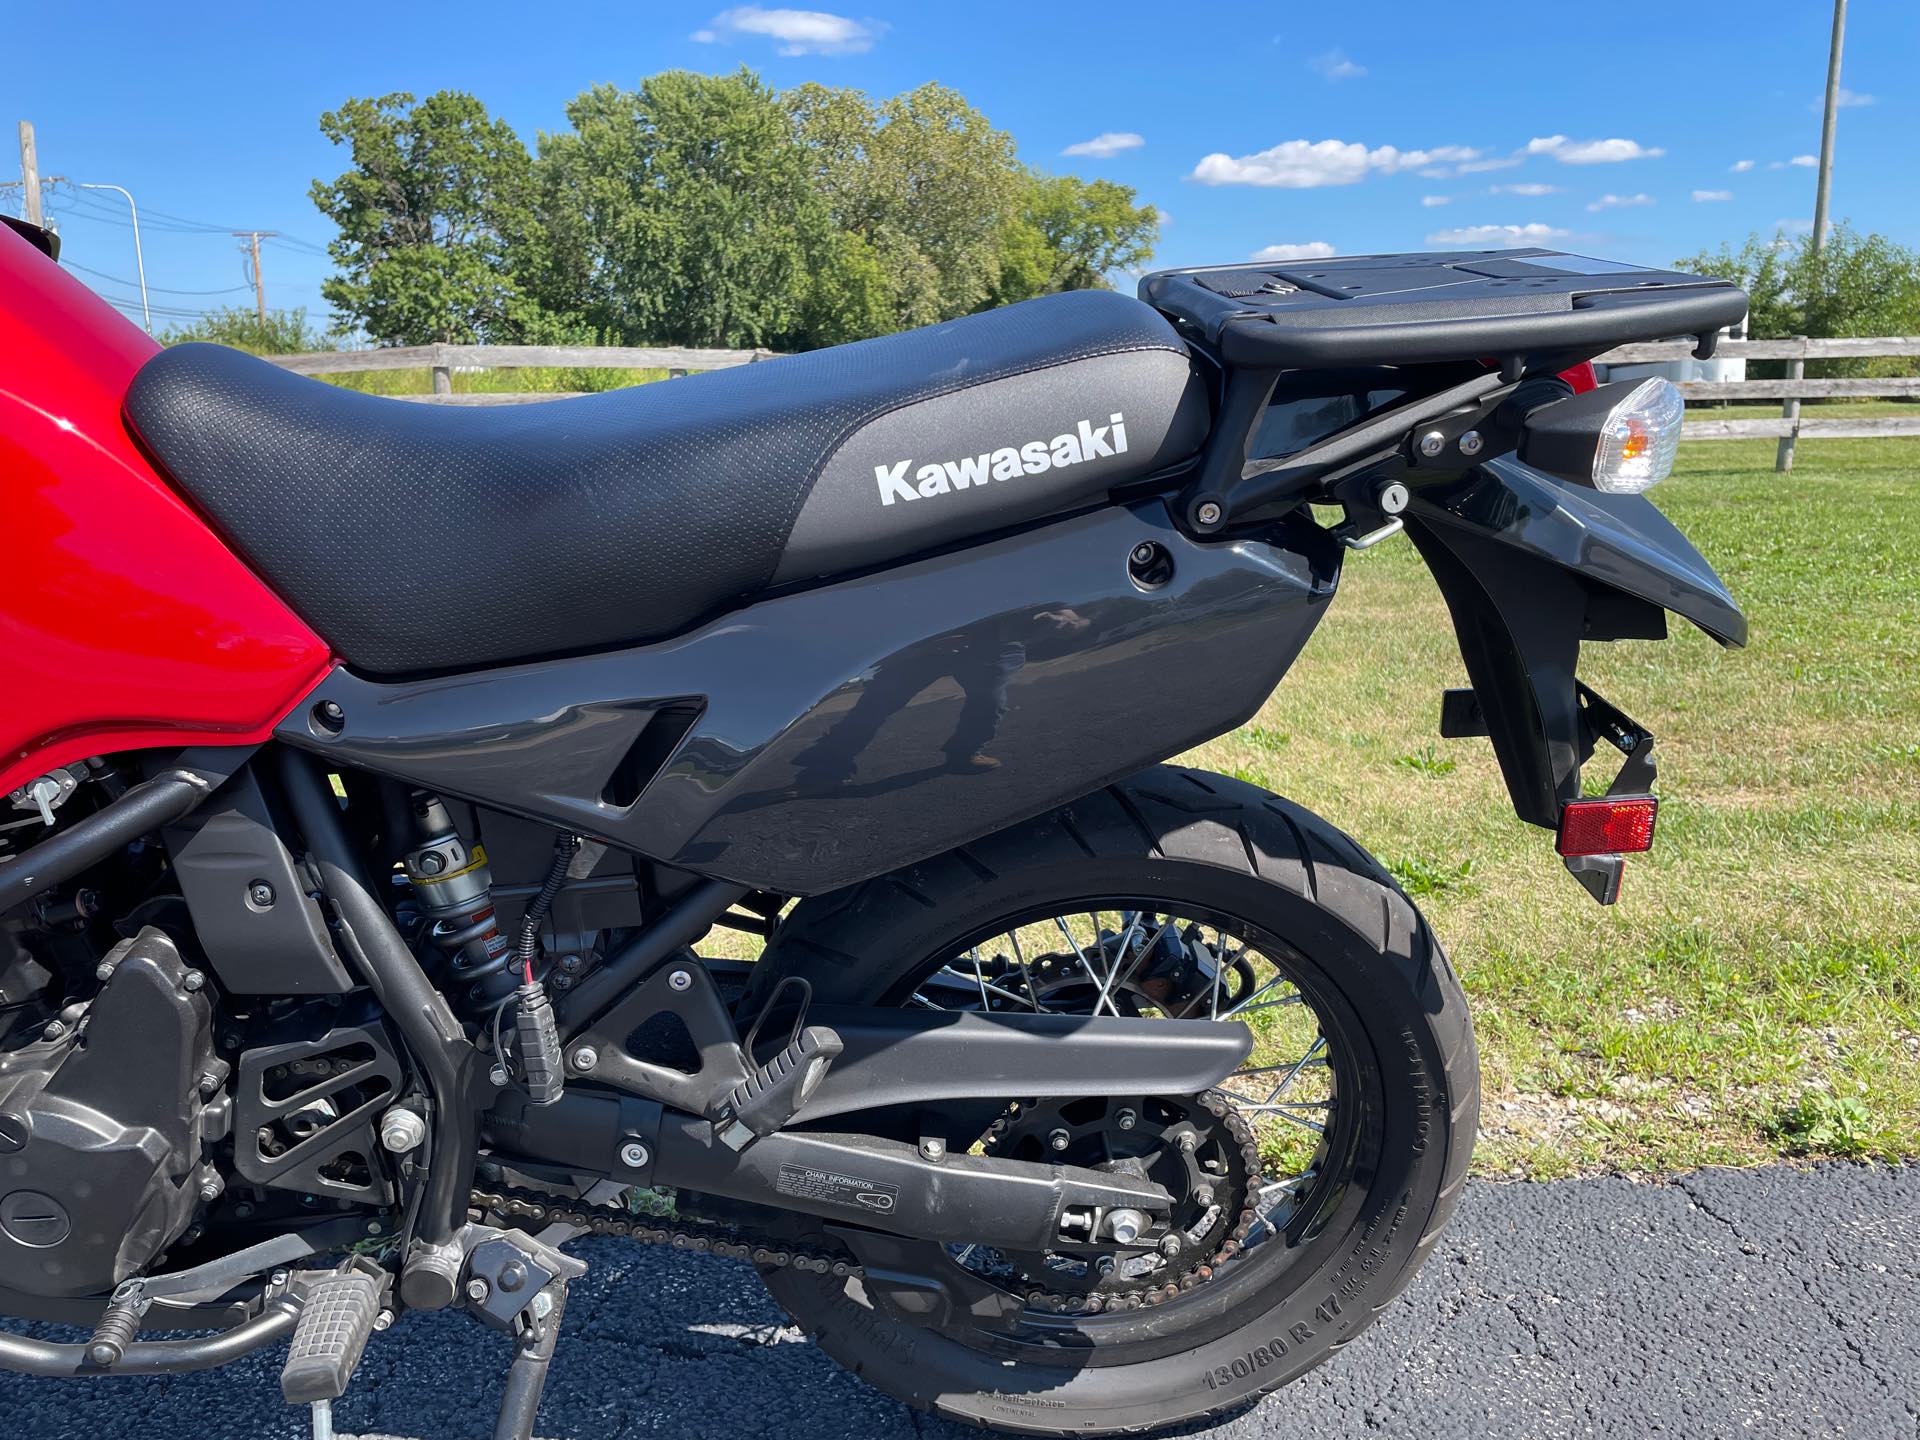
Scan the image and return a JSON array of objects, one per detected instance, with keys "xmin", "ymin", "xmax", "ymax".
[
  {"xmin": 261, "ymin": 333, "xmax": 1918, "ymax": 470},
  {"xmin": 1592, "ymin": 334, "xmax": 1918, "ymax": 470}
]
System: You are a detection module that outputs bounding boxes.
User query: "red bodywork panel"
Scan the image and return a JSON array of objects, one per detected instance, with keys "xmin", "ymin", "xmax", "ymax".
[{"xmin": 0, "ymin": 223, "xmax": 331, "ymax": 798}]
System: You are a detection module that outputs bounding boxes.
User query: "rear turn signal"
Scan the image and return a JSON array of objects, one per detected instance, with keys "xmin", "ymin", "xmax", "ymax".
[{"xmin": 1556, "ymin": 796, "xmax": 1658, "ymax": 857}]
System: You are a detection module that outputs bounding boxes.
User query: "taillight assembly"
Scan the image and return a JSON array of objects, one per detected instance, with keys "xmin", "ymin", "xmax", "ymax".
[
  {"xmin": 1556, "ymin": 796, "xmax": 1658, "ymax": 857},
  {"xmin": 1557, "ymin": 361, "xmax": 1599, "ymax": 395}
]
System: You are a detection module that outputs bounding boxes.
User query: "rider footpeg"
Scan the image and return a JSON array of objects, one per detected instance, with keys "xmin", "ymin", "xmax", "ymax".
[
  {"xmin": 280, "ymin": 1268, "xmax": 381, "ymax": 1405},
  {"xmin": 714, "ymin": 1024, "xmax": 844, "ymax": 1149}
]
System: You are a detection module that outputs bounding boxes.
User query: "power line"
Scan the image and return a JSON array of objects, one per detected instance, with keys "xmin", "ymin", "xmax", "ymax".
[{"xmin": 60, "ymin": 258, "xmax": 250, "ymax": 295}]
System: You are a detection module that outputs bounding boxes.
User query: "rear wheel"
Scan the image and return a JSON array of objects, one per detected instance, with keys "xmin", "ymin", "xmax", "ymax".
[{"xmin": 752, "ymin": 766, "xmax": 1478, "ymax": 1435}]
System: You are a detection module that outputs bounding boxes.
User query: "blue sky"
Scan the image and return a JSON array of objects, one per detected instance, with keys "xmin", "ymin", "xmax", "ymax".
[{"xmin": 8, "ymin": 1, "xmax": 1913, "ymax": 333}]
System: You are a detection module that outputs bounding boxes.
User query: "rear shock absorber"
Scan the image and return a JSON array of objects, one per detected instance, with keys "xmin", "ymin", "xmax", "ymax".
[{"xmin": 402, "ymin": 792, "xmax": 516, "ymax": 1012}]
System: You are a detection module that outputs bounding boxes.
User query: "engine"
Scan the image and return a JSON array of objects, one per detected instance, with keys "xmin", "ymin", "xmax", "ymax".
[{"xmin": 0, "ymin": 927, "xmax": 224, "ymax": 1298}]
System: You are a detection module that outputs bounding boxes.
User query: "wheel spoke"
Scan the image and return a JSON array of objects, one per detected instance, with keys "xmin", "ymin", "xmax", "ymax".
[
  {"xmin": 904, "ymin": 899, "xmax": 1341, "ymax": 1312},
  {"xmin": 1218, "ymin": 969, "xmax": 1295, "ymax": 1021}
]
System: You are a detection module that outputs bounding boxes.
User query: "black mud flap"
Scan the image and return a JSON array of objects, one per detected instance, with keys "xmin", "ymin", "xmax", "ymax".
[{"xmin": 1404, "ymin": 458, "xmax": 1744, "ymax": 900}]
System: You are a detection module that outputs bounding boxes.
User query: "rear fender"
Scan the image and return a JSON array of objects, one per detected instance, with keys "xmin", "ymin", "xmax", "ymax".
[{"xmin": 1403, "ymin": 456, "xmax": 1744, "ymax": 829}]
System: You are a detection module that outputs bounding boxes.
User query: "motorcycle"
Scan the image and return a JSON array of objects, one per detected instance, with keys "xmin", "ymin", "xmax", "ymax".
[{"xmin": 0, "ymin": 212, "xmax": 1747, "ymax": 1437}]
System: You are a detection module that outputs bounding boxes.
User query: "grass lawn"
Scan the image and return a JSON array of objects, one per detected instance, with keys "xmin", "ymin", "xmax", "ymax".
[{"xmin": 1187, "ymin": 434, "xmax": 1920, "ymax": 1178}]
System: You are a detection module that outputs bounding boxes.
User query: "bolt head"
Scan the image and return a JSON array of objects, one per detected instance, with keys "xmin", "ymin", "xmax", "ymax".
[
  {"xmin": 1196, "ymin": 500, "xmax": 1223, "ymax": 527},
  {"xmin": 1160, "ymin": 1235, "xmax": 1183, "ymax": 1257},
  {"xmin": 95, "ymin": 961, "xmax": 116, "ymax": 983},
  {"xmin": 619, "ymin": 1140, "xmax": 651, "ymax": 1168},
  {"xmin": 1418, "ymin": 430, "xmax": 1447, "ymax": 458},
  {"xmin": 570, "ymin": 1046, "xmax": 598, "ymax": 1073},
  {"xmin": 1458, "ymin": 429, "xmax": 1485, "ymax": 457},
  {"xmin": 1116, "ymin": 1108, "xmax": 1137, "ymax": 1131},
  {"xmin": 88, "ymin": 1342, "xmax": 120, "ymax": 1366},
  {"xmin": 321, "ymin": 701, "xmax": 345, "ymax": 721},
  {"xmin": 247, "ymin": 881, "xmax": 275, "ymax": 908},
  {"xmin": 182, "ymin": 970, "xmax": 205, "ymax": 993},
  {"xmin": 1047, "ymin": 1128, "xmax": 1071, "ymax": 1152},
  {"xmin": 416, "ymin": 852, "xmax": 446, "ymax": 876},
  {"xmin": 1131, "ymin": 543, "xmax": 1155, "ymax": 563},
  {"xmin": 1175, "ymin": 1131, "xmax": 1199, "ymax": 1153},
  {"xmin": 40, "ymin": 1020, "xmax": 64, "ymax": 1041},
  {"xmin": 920, "ymin": 1136, "xmax": 947, "ymax": 1162},
  {"xmin": 373, "ymin": 1309, "xmax": 394, "ymax": 1332},
  {"xmin": 531, "ymin": 1291, "xmax": 555, "ymax": 1321},
  {"xmin": 465, "ymin": 1277, "xmax": 490, "ymax": 1302},
  {"xmin": 667, "ymin": 969, "xmax": 692, "ymax": 992}
]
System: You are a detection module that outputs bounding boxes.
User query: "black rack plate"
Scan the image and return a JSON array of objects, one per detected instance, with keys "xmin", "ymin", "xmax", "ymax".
[{"xmin": 1140, "ymin": 248, "xmax": 1748, "ymax": 370}]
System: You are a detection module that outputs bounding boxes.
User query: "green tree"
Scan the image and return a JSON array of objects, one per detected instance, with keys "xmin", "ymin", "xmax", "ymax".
[
  {"xmin": 992, "ymin": 174, "xmax": 1160, "ymax": 305},
  {"xmin": 789, "ymin": 81, "xmax": 1021, "ymax": 331},
  {"xmin": 160, "ymin": 306, "xmax": 329, "ymax": 355},
  {"xmin": 530, "ymin": 70, "xmax": 826, "ymax": 348},
  {"xmin": 311, "ymin": 91, "xmax": 567, "ymax": 345},
  {"xmin": 1677, "ymin": 225, "xmax": 1920, "ymax": 375}
]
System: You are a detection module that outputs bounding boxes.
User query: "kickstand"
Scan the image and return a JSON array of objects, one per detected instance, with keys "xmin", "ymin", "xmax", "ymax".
[{"xmin": 491, "ymin": 1278, "xmax": 570, "ymax": 1440}]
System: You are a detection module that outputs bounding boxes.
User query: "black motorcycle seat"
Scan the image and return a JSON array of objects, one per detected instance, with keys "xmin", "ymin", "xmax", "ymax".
[{"xmin": 125, "ymin": 289, "xmax": 1210, "ymax": 675}]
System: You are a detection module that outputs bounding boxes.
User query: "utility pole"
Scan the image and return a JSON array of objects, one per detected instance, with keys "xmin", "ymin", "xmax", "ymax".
[
  {"xmin": 77, "ymin": 182, "xmax": 151, "ymax": 333},
  {"xmin": 18, "ymin": 121, "xmax": 43, "ymax": 226},
  {"xmin": 1811, "ymin": 0, "xmax": 1848, "ymax": 253},
  {"xmin": 234, "ymin": 230, "xmax": 277, "ymax": 321}
]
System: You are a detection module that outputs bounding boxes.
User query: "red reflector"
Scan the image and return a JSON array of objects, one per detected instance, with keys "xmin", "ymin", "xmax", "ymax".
[
  {"xmin": 1557, "ymin": 361, "xmax": 1600, "ymax": 395},
  {"xmin": 1556, "ymin": 796, "xmax": 1658, "ymax": 857}
]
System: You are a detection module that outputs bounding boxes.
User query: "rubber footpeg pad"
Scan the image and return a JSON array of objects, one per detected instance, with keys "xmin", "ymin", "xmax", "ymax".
[{"xmin": 281, "ymin": 1270, "xmax": 380, "ymax": 1404}]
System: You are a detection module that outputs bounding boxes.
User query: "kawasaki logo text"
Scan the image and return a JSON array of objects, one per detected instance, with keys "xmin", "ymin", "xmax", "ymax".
[{"xmin": 874, "ymin": 413, "xmax": 1128, "ymax": 506}]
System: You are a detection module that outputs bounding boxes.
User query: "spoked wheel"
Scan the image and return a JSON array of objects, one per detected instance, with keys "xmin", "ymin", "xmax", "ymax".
[
  {"xmin": 909, "ymin": 906, "xmax": 1356, "ymax": 1315},
  {"xmin": 752, "ymin": 768, "xmax": 1478, "ymax": 1435}
]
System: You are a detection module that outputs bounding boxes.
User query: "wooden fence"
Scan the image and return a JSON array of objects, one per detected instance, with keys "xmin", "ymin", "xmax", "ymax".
[
  {"xmin": 266, "ymin": 333, "xmax": 1920, "ymax": 474},
  {"xmin": 1592, "ymin": 334, "xmax": 1920, "ymax": 472}
]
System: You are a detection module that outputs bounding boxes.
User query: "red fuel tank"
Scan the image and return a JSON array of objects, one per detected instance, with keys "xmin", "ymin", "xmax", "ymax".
[{"xmin": 0, "ymin": 222, "xmax": 331, "ymax": 799}]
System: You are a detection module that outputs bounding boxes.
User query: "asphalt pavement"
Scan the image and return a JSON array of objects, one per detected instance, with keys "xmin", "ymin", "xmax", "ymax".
[{"xmin": 2, "ymin": 1162, "xmax": 1914, "ymax": 1440}]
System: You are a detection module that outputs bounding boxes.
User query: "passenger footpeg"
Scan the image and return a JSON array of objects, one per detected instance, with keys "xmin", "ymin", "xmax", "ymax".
[{"xmin": 713, "ymin": 977, "xmax": 843, "ymax": 1149}]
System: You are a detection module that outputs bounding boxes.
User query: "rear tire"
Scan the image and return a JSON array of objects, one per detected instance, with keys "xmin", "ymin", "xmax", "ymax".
[{"xmin": 751, "ymin": 766, "xmax": 1479, "ymax": 1435}]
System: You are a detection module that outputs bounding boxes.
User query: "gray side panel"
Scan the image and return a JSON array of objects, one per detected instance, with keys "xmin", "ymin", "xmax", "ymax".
[
  {"xmin": 283, "ymin": 502, "xmax": 1339, "ymax": 897},
  {"xmin": 774, "ymin": 349, "xmax": 1208, "ymax": 584}
]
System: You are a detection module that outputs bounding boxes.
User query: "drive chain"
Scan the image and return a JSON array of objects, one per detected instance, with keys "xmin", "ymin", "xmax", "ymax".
[{"xmin": 469, "ymin": 1089, "xmax": 1274, "ymax": 1316}]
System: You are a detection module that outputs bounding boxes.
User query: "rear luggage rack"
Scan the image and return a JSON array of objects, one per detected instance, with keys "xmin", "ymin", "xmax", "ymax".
[
  {"xmin": 1139, "ymin": 248, "xmax": 1748, "ymax": 536},
  {"xmin": 1140, "ymin": 248, "xmax": 1747, "ymax": 370}
]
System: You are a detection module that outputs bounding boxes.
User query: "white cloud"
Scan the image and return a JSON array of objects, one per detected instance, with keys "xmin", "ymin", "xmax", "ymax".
[
  {"xmin": 1063, "ymin": 131, "xmax": 1145, "ymax": 159},
  {"xmin": 1730, "ymin": 159, "xmax": 1756, "ymax": 173},
  {"xmin": 1527, "ymin": 134, "xmax": 1666, "ymax": 164},
  {"xmin": 1148, "ymin": 205, "xmax": 1171, "ymax": 227},
  {"xmin": 691, "ymin": 6, "xmax": 881, "ymax": 55},
  {"xmin": 1491, "ymin": 182, "xmax": 1562, "ymax": 196},
  {"xmin": 1826, "ymin": 87, "xmax": 1875, "ymax": 109},
  {"xmin": 1190, "ymin": 139, "xmax": 1482, "ymax": 188},
  {"xmin": 1421, "ymin": 194, "xmax": 1452, "ymax": 207},
  {"xmin": 1426, "ymin": 222, "xmax": 1572, "ymax": 247},
  {"xmin": 1252, "ymin": 241, "xmax": 1337, "ymax": 262},
  {"xmin": 1770, "ymin": 155, "xmax": 1819, "ymax": 170},
  {"xmin": 1587, "ymin": 192, "xmax": 1655, "ymax": 212},
  {"xmin": 1453, "ymin": 155, "xmax": 1523, "ymax": 175},
  {"xmin": 1692, "ymin": 189, "xmax": 1734, "ymax": 202},
  {"xmin": 1772, "ymin": 217, "xmax": 1815, "ymax": 233},
  {"xmin": 1309, "ymin": 49, "xmax": 1367, "ymax": 80}
]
